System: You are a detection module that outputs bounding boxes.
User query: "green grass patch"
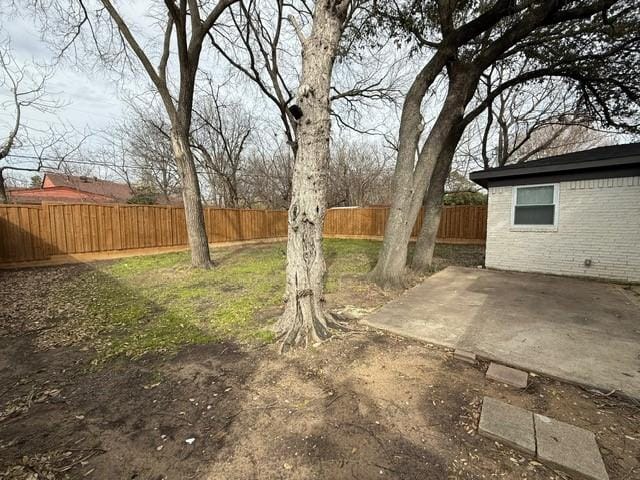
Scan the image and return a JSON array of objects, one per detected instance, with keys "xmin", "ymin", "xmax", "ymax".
[
  {"xmin": 55, "ymin": 239, "xmax": 483, "ymax": 361},
  {"xmin": 59, "ymin": 243, "xmax": 288, "ymax": 361},
  {"xmin": 323, "ymin": 238, "xmax": 380, "ymax": 292}
]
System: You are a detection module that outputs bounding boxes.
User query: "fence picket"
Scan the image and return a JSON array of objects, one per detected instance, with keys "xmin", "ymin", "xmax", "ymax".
[{"xmin": 0, "ymin": 204, "xmax": 486, "ymax": 263}]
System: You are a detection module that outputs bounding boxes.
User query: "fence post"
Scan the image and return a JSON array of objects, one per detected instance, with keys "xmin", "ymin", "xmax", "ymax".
[
  {"xmin": 113, "ymin": 204, "xmax": 122, "ymax": 250},
  {"xmin": 42, "ymin": 203, "xmax": 53, "ymax": 258}
]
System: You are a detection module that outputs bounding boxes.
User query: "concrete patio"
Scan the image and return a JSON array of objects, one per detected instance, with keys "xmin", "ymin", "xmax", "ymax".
[{"xmin": 363, "ymin": 267, "xmax": 640, "ymax": 399}]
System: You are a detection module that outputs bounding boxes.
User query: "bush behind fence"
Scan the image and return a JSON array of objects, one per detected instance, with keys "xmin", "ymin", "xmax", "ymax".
[{"xmin": 0, "ymin": 203, "xmax": 487, "ymax": 263}]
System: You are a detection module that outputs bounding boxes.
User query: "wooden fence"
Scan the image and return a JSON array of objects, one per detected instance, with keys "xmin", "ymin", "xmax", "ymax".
[
  {"xmin": 0, "ymin": 203, "xmax": 486, "ymax": 264},
  {"xmin": 324, "ymin": 205, "xmax": 487, "ymax": 243}
]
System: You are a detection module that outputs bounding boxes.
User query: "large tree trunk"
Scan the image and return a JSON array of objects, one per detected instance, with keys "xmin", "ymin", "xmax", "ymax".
[
  {"xmin": 370, "ymin": 66, "xmax": 479, "ymax": 287},
  {"xmin": 366, "ymin": 54, "xmax": 450, "ymax": 288},
  {"xmin": 170, "ymin": 128, "xmax": 212, "ymax": 268},
  {"xmin": 276, "ymin": 0, "xmax": 348, "ymax": 351},
  {"xmin": 411, "ymin": 129, "xmax": 463, "ymax": 272},
  {"xmin": 369, "ymin": 101, "xmax": 462, "ymax": 288}
]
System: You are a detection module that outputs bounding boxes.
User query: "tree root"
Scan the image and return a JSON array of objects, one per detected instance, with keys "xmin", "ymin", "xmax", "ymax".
[
  {"xmin": 366, "ymin": 267, "xmax": 413, "ymax": 291},
  {"xmin": 408, "ymin": 261, "xmax": 437, "ymax": 275},
  {"xmin": 276, "ymin": 308, "xmax": 352, "ymax": 354}
]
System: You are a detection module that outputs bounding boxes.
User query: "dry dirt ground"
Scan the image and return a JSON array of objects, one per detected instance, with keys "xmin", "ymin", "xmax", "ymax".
[{"xmin": 1, "ymin": 264, "xmax": 639, "ymax": 479}]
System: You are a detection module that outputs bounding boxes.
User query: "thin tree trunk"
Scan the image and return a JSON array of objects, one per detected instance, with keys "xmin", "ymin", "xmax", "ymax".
[
  {"xmin": 226, "ymin": 176, "xmax": 239, "ymax": 207},
  {"xmin": 0, "ymin": 170, "xmax": 8, "ymax": 204},
  {"xmin": 276, "ymin": 1, "xmax": 348, "ymax": 351},
  {"xmin": 170, "ymin": 128, "xmax": 212, "ymax": 268}
]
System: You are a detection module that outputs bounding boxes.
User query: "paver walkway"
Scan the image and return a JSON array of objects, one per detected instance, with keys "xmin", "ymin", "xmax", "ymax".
[
  {"xmin": 478, "ymin": 397, "xmax": 535, "ymax": 455},
  {"xmin": 479, "ymin": 397, "xmax": 609, "ymax": 480},
  {"xmin": 363, "ymin": 267, "xmax": 640, "ymax": 399},
  {"xmin": 486, "ymin": 363, "xmax": 528, "ymax": 388}
]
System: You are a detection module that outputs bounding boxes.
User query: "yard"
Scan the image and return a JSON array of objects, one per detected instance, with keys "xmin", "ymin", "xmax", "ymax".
[{"xmin": 0, "ymin": 240, "xmax": 638, "ymax": 479}]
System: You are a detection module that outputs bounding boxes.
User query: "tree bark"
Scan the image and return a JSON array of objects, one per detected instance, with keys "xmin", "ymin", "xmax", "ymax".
[
  {"xmin": 0, "ymin": 170, "xmax": 8, "ymax": 204},
  {"xmin": 369, "ymin": 95, "xmax": 463, "ymax": 287},
  {"xmin": 276, "ymin": 0, "xmax": 348, "ymax": 351},
  {"xmin": 411, "ymin": 128, "xmax": 463, "ymax": 272},
  {"xmin": 370, "ymin": 66, "xmax": 479, "ymax": 288},
  {"xmin": 170, "ymin": 127, "xmax": 212, "ymax": 268}
]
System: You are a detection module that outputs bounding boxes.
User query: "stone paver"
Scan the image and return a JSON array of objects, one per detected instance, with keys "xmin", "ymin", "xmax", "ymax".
[
  {"xmin": 535, "ymin": 414, "xmax": 609, "ymax": 480},
  {"xmin": 478, "ymin": 397, "xmax": 535, "ymax": 455},
  {"xmin": 486, "ymin": 362, "xmax": 528, "ymax": 388},
  {"xmin": 453, "ymin": 349, "xmax": 476, "ymax": 364}
]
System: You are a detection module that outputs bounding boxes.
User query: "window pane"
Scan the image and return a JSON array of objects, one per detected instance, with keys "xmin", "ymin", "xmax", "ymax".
[
  {"xmin": 514, "ymin": 205, "xmax": 555, "ymax": 225},
  {"xmin": 516, "ymin": 186, "xmax": 554, "ymax": 205}
]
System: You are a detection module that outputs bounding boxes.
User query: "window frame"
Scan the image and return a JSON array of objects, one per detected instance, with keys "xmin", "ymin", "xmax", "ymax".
[{"xmin": 510, "ymin": 183, "xmax": 559, "ymax": 231}]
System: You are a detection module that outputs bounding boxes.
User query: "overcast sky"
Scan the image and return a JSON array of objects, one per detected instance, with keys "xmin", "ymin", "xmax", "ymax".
[
  {"xmin": 1, "ymin": 14, "xmax": 125, "ymax": 133},
  {"xmin": 0, "ymin": 3, "xmax": 408, "ymax": 186},
  {"xmin": 5, "ymin": 3, "xmax": 626, "ymax": 189}
]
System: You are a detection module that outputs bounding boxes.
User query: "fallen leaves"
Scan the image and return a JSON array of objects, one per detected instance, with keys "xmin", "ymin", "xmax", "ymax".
[
  {"xmin": 0, "ymin": 388, "xmax": 61, "ymax": 422},
  {"xmin": 0, "ymin": 448, "xmax": 105, "ymax": 480}
]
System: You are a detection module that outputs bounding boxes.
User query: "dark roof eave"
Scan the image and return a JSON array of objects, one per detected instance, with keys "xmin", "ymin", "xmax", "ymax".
[{"xmin": 469, "ymin": 156, "xmax": 640, "ymax": 188}]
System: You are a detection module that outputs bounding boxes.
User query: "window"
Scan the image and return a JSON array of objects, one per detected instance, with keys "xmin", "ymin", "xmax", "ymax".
[{"xmin": 512, "ymin": 184, "xmax": 558, "ymax": 227}]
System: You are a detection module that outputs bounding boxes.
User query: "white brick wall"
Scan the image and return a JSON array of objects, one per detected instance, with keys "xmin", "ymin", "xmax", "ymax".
[{"xmin": 486, "ymin": 176, "xmax": 640, "ymax": 283}]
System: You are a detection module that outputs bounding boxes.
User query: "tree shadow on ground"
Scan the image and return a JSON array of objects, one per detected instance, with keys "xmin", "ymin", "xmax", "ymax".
[
  {"xmin": 2, "ymin": 292, "xmax": 638, "ymax": 479},
  {"xmin": 0, "ymin": 231, "xmax": 265, "ymax": 479},
  {"xmin": 3, "ymin": 225, "xmax": 632, "ymax": 479},
  {"xmin": 197, "ymin": 328, "xmax": 640, "ymax": 480},
  {"xmin": 197, "ymin": 333, "xmax": 505, "ymax": 479},
  {"xmin": 0, "ymin": 316, "xmax": 263, "ymax": 479}
]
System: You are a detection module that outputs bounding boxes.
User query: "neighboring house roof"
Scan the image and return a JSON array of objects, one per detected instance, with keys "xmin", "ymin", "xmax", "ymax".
[
  {"xmin": 7, "ymin": 186, "xmax": 118, "ymax": 204},
  {"xmin": 469, "ymin": 143, "xmax": 640, "ymax": 188},
  {"xmin": 8, "ymin": 174, "xmax": 183, "ymax": 205},
  {"xmin": 43, "ymin": 173, "xmax": 133, "ymax": 202}
]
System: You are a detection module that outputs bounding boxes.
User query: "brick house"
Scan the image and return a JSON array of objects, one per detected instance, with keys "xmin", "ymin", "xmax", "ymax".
[{"xmin": 470, "ymin": 143, "xmax": 640, "ymax": 283}]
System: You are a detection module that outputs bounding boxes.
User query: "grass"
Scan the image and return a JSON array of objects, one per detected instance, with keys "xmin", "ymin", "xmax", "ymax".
[{"xmin": 55, "ymin": 239, "xmax": 484, "ymax": 361}]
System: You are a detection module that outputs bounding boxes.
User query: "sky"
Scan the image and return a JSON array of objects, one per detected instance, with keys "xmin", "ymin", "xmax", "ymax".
[
  {"xmin": 0, "ymin": 3, "xmax": 405, "ymax": 186},
  {"xmin": 1, "ymin": 14, "xmax": 125, "ymax": 132},
  {"xmin": 0, "ymin": 10, "xmax": 129, "ymax": 183},
  {"xmin": 3, "ymin": 3, "xmax": 630, "ymax": 189}
]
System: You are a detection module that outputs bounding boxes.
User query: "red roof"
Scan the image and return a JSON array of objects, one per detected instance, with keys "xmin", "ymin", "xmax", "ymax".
[
  {"xmin": 8, "ymin": 186, "xmax": 118, "ymax": 204},
  {"xmin": 42, "ymin": 173, "xmax": 133, "ymax": 202},
  {"xmin": 7, "ymin": 173, "xmax": 184, "ymax": 205}
]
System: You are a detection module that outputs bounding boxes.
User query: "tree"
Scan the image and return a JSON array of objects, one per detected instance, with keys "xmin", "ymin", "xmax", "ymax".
[
  {"xmin": 239, "ymin": 137, "xmax": 393, "ymax": 209},
  {"xmin": 413, "ymin": 76, "xmax": 610, "ymax": 270},
  {"xmin": 191, "ymin": 78, "xmax": 253, "ymax": 207},
  {"xmin": 242, "ymin": 141, "xmax": 294, "ymax": 208},
  {"xmin": 107, "ymin": 106, "xmax": 182, "ymax": 204},
  {"xmin": 210, "ymin": 0, "xmax": 300, "ymax": 155},
  {"xmin": 108, "ymin": 86, "xmax": 254, "ymax": 208},
  {"xmin": 30, "ymin": 1, "xmax": 240, "ymax": 267},
  {"xmin": 115, "ymin": 87, "xmax": 254, "ymax": 208},
  {"xmin": 326, "ymin": 139, "xmax": 393, "ymax": 207},
  {"xmin": 215, "ymin": 0, "xmax": 403, "ymax": 348},
  {"xmin": 369, "ymin": 0, "xmax": 640, "ymax": 284},
  {"xmin": 468, "ymin": 67, "xmax": 611, "ymax": 169},
  {"xmin": 29, "ymin": 175, "xmax": 41, "ymax": 188},
  {"xmin": 0, "ymin": 40, "xmax": 79, "ymax": 202},
  {"xmin": 211, "ymin": 0, "xmax": 403, "ymax": 157},
  {"xmin": 442, "ymin": 191, "xmax": 486, "ymax": 205},
  {"xmin": 274, "ymin": 0, "xmax": 353, "ymax": 350}
]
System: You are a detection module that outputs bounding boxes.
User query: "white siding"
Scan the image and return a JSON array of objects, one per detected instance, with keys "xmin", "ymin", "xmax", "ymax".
[{"xmin": 486, "ymin": 176, "xmax": 640, "ymax": 283}]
